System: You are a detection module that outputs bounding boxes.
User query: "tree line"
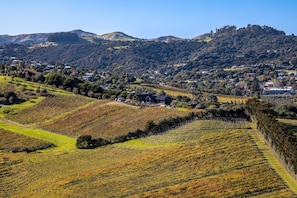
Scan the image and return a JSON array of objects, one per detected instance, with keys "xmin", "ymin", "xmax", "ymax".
[
  {"xmin": 245, "ymin": 98, "xmax": 297, "ymax": 179},
  {"xmin": 76, "ymin": 106, "xmax": 246, "ymax": 149}
]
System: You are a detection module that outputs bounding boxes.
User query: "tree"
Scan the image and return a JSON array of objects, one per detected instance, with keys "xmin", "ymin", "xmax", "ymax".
[
  {"xmin": 46, "ymin": 73, "xmax": 64, "ymax": 87},
  {"xmin": 144, "ymin": 120, "xmax": 156, "ymax": 132},
  {"xmin": 76, "ymin": 135, "xmax": 94, "ymax": 149},
  {"xmin": 63, "ymin": 77, "xmax": 77, "ymax": 90}
]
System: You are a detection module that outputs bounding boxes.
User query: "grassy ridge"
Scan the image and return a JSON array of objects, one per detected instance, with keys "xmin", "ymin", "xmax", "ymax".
[
  {"xmin": 7, "ymin": 94, "xmax": 94, "ymax": 124},
  {"xmin": 0, "ymin": 118, "xmax": 76, "ymax": 151},
  {"xmin": 1, "ymin": 120, "xmax": 294, "ymax": 197},
  {"xmin": 131, "ymin": 83, "xmax": 194, "ymax": 98},
  {"xmin": 0, "ymin": 128, "xmax": 53, "ymax": 152},
  {"xmin": 38, "ymin": 104, "xmax": 191, "ymax": 138}
]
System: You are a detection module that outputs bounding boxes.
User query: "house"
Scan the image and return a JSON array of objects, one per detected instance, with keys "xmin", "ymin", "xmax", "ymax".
[
  {"xmin": 45, "ymin": 65, "xmax": 55, "ymax": 70},
  {"xmin": 264, "ymin": 82, "xmax": 274, "ymax": 88},
  {"xmin": 134, "ymin": 94, "xmax": 155, "ymax": 103},
  {"xmin": 82, "ymin": 75, "xmax": 93, "ymax": 81},
  {"xmin": 116, "ymin": 97, "xmax": 126, "ymax": 102},
  {"xmin": 155, "ymin": 95, "xmax": 172, "ymax": 105},
  {"xmin": 133, "ymin": 94, "xmax": 172, "ymax": 105},
  {"xmin": 262, "ymin": 86, "xmax": 296, "ymax": 95}
]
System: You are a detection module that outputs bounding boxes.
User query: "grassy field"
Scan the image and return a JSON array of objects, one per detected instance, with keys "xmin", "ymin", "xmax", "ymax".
[
  {"xmin": 0, "ymin": 119, "xmax": 295, "ymax": 197},
  {"xmin": 0, "ymin": 128, "xmax": 53, "ymax": 152},
  {"xmin": 216, "ymin": 94, "xmax": 250, "ymax": 104},
  {"xmin": 0, "ymin": 117, "xmax": 76, "ymax": 151},
  {"xmin": 131, "ymin": 83, "xmax": 194, "ymax": 98},
  {"xmin": 38, "ymin": 103, "xmax": 192, "ymax": 138},
  {"xmin": 131, "ymin": 83, "xmax": 250, "ymax": 104},
  {"xmin": 0, "ymin": 78, "xmax": 296, "ymax": 197},
  {"xmin": 7, "ymin": 94, "xmax": 95, "ymax": 124}
]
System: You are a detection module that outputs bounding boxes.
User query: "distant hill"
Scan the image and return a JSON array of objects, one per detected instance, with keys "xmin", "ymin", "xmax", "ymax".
[
  {"xmin": 2, "ymin": 25, "xmax": 297, "ymax": 79},
  {"xmin": 0, "ymin": 33, "xmax": 51, "ymax": 45},
  {"xmin": 152, "ymin": 35, "xmax": 183, "ymax": 42},
  {"xmin": 69, "ymin": 29, "xmax": 97, "ymax": 38},
  {"xmin": 192, "ymin": 33, "xmax": 212, "ymax": 41},
  {"xmin": 98, "ymin": 32, "xmax": 138, "ymax": 41},
  {"xmin": 0, "ymin": 30, "xmax": 139, "ymax": 44}
]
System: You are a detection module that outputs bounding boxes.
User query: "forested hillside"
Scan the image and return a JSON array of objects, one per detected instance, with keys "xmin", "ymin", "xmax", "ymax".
[{"xmin": 2, "ymin": 25, "xmax": 297, "ymax": 77}]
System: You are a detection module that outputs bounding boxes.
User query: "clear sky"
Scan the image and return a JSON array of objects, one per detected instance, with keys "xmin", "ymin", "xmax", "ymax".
[{"xmin": 1, "ymin": 0, "xmax": 296, "ymax": 39}]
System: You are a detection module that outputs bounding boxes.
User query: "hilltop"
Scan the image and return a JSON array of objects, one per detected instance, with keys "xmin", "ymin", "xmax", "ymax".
[
  {"xmin": 2, "ymin": 25, "xmax": 296, "ymax": 74},
  {"xmin": 98, "ymin": 31, "xmax": 138, "ymax": 41}
]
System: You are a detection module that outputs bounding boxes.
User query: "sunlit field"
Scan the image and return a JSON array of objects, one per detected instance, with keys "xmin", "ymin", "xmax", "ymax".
[
  {"xmin": 0, "ymin": 128, "xmax": 53, "ymax": 152},
  {"xmin": 38, "ymin": 103, "xmax": 191, "ymax": 138},
  {"xmin": 0, "ymin": 120, "xmax": 294, "ymax": 197},
  {"xmin": 131, "ymin": 83, "xmax": 194, "ymax": 98},
  {"xmin": 7, "ymin": 94, "xmax": 95, "ymax": 124},
  {"xmin": 216, "ymin": 94, "xmax": 250, "ymax": 104}
]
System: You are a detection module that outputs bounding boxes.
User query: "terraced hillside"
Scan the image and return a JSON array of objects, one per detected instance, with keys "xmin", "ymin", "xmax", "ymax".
[
  {"xmin": 7, "ymin": 94, "xmax": 95, "ymax": 124},
  {"xmin": 0, "ymin": 120, "xmax": 295, "ymax": 197},
  {"xmin": 0, "ymin": 78, "xmax": 296, "ymax": 197},
  {"xmin": 38, "ymin": 102, "xmax": 191, "ymax": 138},
  {"xmin": 0, "ymin": 128, "xmax": 54, "ymax": 152}
]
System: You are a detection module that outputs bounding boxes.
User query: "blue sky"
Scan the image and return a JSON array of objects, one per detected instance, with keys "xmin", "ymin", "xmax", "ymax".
[{"xmin": 1, "ymin": 0, "xmax": 297, "ymax": 38}]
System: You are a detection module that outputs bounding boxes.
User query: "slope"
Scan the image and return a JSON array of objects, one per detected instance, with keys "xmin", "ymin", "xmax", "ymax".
[{"xmin": 0, "ymin": 120, "xmax": 295, "ymax": 197}]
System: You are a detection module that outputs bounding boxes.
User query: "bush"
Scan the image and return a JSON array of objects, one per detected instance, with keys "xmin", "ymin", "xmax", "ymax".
[{"xmin": 76, "ymin": 135, "xmax": 110, "ymax": 149}]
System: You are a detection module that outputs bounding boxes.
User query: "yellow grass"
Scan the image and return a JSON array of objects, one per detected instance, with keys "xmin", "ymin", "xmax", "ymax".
[
  {"xmin": 39, "ymin": 104, "xmax": 191, "ymax": 138},
  {"xmin": 248, "ymin": 126, "xmax": 297, "ymax": 195},
  {"xmin": 131, "ymin": 83, "xmax": 194, "ymax": 98},
  {"xmin": 0, "ymin": 128, "xmax": 53, "ymax": 151},
  {"xmin": 278, "ymin": 118, "xmax": 297, "ymax": 125},
  {"xmin": 7, "ymin": 94, "xmax": 94, "ymax": 124},
  {"xmin": 216, "ymin": 94, "xmax": 250, "ymax": 103},
  {"xmin": 0, "ymin": 120, "xmax": 294, "ymax": 197}
]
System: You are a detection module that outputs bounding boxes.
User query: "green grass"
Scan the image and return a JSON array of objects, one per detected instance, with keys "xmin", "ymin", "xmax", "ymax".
[
  {"xmin": 0, "ymin": 128, "xmax": 53, "ymax": 152},
  {"xmin": 0, "ymin": 118, "xmax": 76, "ymax": 151},
  {"xmin": 248, "ymin": 127, "xmax": 297, "ymax": 195},
  {"xmin": 0, "ymin": 97, "xmax": 45, "ymax": 117}
]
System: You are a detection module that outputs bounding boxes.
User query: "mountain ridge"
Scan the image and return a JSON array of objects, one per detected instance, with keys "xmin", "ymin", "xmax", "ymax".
[
  {"xmin": 1, "ymin": 25, "xmax": 296, "ymax": 81},
  {"xmin": 0, "ymin": 29, "xmax": 188, "ymax": 44}
]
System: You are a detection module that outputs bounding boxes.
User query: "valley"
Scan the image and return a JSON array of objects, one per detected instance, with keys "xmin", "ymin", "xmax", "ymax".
[
  {"xmin": 0, "ymin": 77, "xmax": 296, "ymax": 197},
  {"xmin": 1, "ymin": 24, "xmax": 297, "ymax": 197}
]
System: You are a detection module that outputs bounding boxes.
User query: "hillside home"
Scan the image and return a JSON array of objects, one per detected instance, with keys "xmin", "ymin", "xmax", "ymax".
[
  {"xmin": 134, "ymin": 94, "xmax": 172, "ymax": 105},
  {"xmin": 45, "ymin": 65, "xmax": 55, "ymax": 70},
  {"xmin": 155, "ymin": 95, "xmax": 172, "ymax": 105},
  {"xmin": 262, "ymin": 86, "xmax": 296, "ymax": 95}
]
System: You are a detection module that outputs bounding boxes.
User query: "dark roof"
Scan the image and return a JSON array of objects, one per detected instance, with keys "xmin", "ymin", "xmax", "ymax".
[
  {"xmin": 136, "ymin": 94, "xmax": 155, "ymax": 100},
  {"xmin": 155, "ymin": 95, "xmax": 168, "ymax": 100}
]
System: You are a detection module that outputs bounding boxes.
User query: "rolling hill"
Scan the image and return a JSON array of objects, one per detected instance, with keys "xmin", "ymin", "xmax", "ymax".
[
  {"xmin": 0, "ymin": 78, "xmax": 296, "ymax": 197},
  {"xmin": 98, "ymin": 31, "xmax": 139, "ymax": 41},
  {"xmin": 2, "ymin": 24, "xmax": 297, "ymax": 78},
  {"xmin": 152, "ymin": 35, "xmax": 183, "ymax": 42}
]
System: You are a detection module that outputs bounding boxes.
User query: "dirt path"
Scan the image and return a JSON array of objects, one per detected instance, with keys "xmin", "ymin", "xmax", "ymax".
[{"xmin": 248, "ymin": 129, "xmax": 297, "ymax": 194}]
